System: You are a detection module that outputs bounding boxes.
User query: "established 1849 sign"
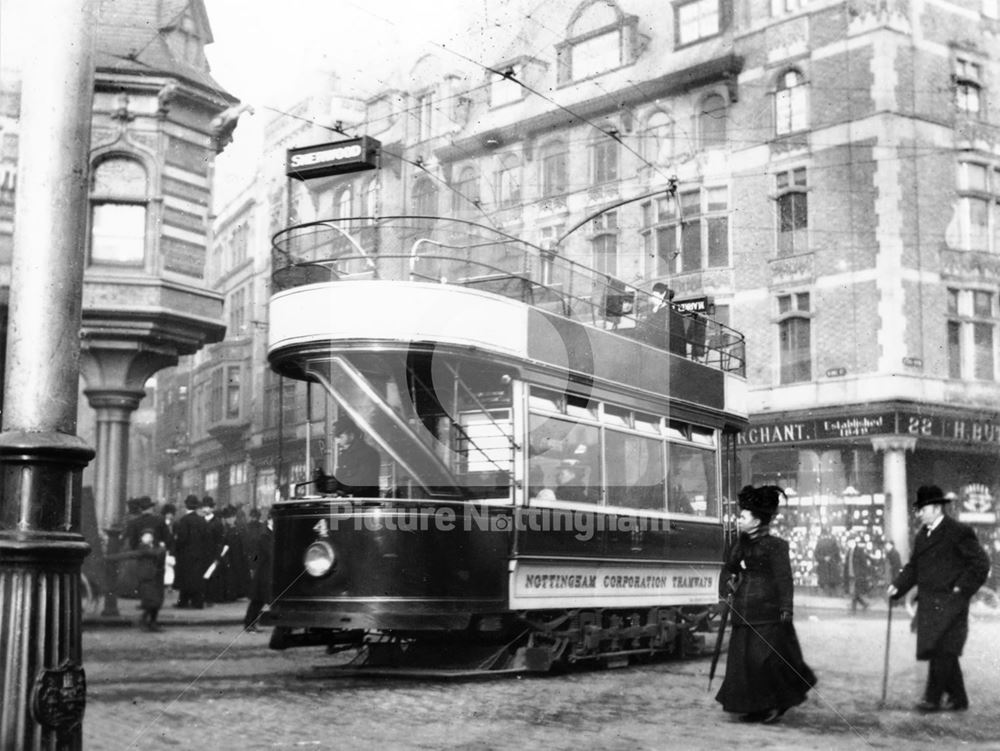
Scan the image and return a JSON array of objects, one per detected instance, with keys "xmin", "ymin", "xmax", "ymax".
[{"xmin": 286, "ymin": 137, "xmax": 380, "ymax": 180}]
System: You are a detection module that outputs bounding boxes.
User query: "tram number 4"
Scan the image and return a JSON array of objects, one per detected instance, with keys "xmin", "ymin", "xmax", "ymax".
[{"xmin": 313, "ymin": 519, "xmax": 330, "ymax": 538}]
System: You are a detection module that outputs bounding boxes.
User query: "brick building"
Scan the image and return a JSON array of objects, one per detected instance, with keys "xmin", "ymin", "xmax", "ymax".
[{"xmin": 157, "ymin": 0, "xmax": 1000, "ymax": 572}]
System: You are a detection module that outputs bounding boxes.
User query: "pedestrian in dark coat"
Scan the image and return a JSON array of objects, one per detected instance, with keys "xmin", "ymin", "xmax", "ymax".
[
  {"xmin": 215, "ymin": 505, "xmax": 250, "ymax": 602},
  {"xmin": 889, "ymin": 485, "xmax": 990, "ymax": 712},
  {"xmin": 124, "ymin": 496, "xmax": 169, "ymax": 550},
  {"xmin": 244, "ymin": 510, "xmax": 274, "ymax": 632},
  {"xmin": 883, "ymin": 540, "xmax": 902, "ymax": 585},
  {"xmin": 106, "ymin": 529, "xmax": 167, "ymax": 631},
  {"xmin": 843, "ymin": 537, "xmax": 873, "ymax": 613},
  {"xmin": 716, "ymin": 485, "xmax": 816, "ymax": 723},
  {"xmin": 202, "ymin": 496, "xmax": 227, "ymax": 604},
  {"xmin": 173, "ymin": 495, "xmax": 213, "ymax": 608},
  {"xmin": 813, "ymin": 528, "xmax": 842, "ymax": 595}
]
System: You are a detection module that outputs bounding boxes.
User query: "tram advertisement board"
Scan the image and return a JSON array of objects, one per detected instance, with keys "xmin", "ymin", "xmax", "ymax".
[{"xmin": 509, "ymin": 562, "xmax": 718, "ymax": 609}]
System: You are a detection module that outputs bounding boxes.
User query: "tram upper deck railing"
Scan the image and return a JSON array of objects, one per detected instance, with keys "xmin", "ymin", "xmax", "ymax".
[{"xmin": 271, "ymin": 216, "xmax": 745, "ymax": 376}]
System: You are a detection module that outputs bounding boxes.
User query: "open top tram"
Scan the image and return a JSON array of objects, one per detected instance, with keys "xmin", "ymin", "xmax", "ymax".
[{"xmin": 264, "ymin": 216, "xmax": 747, "ymax": 672}]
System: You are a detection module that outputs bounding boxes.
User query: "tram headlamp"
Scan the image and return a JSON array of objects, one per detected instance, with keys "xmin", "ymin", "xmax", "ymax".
[{"xmin": 303, "ymin": 540, "xmax": 335, "ymax": 577}]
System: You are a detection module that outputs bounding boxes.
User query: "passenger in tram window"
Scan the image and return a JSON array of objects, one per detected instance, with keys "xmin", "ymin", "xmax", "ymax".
[
  {"xmin": 554, "ymin": 460, "xmax": 593, "ymax": 503},
  {"xmin": 314, "ymin": 417, "xmax": 381, "ymax": 498}
]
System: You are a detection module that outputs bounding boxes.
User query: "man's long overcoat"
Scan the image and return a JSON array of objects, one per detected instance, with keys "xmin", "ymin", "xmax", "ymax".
[{"xmin": 892, "ymin": 515, "xmax": 990, "ymax": 659}]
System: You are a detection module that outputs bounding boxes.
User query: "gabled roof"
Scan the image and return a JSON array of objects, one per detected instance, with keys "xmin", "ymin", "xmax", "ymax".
[{"xmin": 94, "ymin": 0, "xmax": 236, "ymax": 104}]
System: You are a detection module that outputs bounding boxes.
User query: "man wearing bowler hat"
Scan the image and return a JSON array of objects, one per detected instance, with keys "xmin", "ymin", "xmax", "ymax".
[{"xmin": 888, "ymin": 485, "xmax": 989, "ymax": 712}]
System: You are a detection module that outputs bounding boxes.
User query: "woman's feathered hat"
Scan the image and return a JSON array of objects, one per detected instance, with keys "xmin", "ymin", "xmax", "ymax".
[{"xmin": 738, "ymin": 485, "xmax": 785, "ymax": 517}]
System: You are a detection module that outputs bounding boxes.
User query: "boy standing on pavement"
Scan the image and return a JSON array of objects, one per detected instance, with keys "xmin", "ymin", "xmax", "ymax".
[{"xmin": 888, "ymin": 485, "xmax": 990, "ymax": 712}]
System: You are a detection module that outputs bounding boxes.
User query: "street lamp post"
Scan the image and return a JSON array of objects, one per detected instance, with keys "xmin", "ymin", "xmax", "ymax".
[{"xmin": 0, "ymin": 1, "xmax": 97, "ymax": 747}]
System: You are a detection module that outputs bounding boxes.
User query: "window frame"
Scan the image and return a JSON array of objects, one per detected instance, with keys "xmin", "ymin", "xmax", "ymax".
[
  {"xmin": 774, "ymin": 69, "xmax": 808, "ymax": 136},
  {"xmin": 947, "ymin": 287, "xmax": 997, "ymax": 381},
  {"xmin": 777, "ymin": 292, "xmax": 813, "ymax": 384},
  {"xmin": 775, "ymin": 167, "xmax": 809, "ymax": 257},
  {"xmin": 89, "ymin": 155, "xmax": 149, "ymax": 267}
]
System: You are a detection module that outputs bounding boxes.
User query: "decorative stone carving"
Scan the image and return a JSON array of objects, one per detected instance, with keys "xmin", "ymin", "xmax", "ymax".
[{"xmin": 769, "ymin": 253, "xmax": 814, "ymax": 283}]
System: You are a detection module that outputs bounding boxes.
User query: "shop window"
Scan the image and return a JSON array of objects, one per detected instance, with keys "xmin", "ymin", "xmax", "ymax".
[
  {"xmin": 89, "ymin": 156, "xmax": 148, "ymax": 265},
  {"xmin": 775, "ymin": 69, "xmax": 808, "ymax": 135},
  {"xmin": 776, "ymin": 167, "xmax": 808, "ymax": 256},
  {"xmin": 956, "ymin": 161, "xmax": 1000, "ymax": 252},
  {"xmin": 778, "ymin": 292, "xmax": 811, "ymax": 384},
  {"xmin": 676, "ymin": 0, "xmax": 720, "ymax": 46},
  {"xmin": 496, "ymin": 153, "xmax": 522, "ymax": 208},
  {"xmin": 954, "ymin": 58, "xmax": 983, "ymax": 117},
  {"xmin": 540, "ymin": 140, "xmax": 568, "ymax": 197},
  {"xmin": 699, "ymin": 94, "xmax": 727, "ymax": 149},
  {"xmin": 948, "ymin": 288, "xmax": 996, "ymax": 381}
]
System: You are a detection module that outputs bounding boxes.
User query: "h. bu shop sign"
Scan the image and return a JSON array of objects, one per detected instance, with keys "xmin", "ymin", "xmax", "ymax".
[{"xmin": 739, "ymin": 411, "xmax": 1000, "ymax": 447}]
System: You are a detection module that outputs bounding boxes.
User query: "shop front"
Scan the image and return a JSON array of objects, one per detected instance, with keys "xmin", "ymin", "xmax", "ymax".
[{"xmin": 739, "ymin": 403, "xmax": 1000, "ymax": 585}]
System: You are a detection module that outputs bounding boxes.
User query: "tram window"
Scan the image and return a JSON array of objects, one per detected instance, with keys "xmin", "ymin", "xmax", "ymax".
[
  {"xmin": 566, "ymin": 394, "xmax": 598, "ymax": 419},
  {"xmin": 605, "ymin": 429, "xmax": 666, "ymax": 510},
  {"xmin": 664, "ymin": 421, "xmax": 689, "ymax": 441},
  {"xmin": 603, "ymin": 405, "xmax": 630, "ymax": 427},
  {"xmin": 690, "ymin": 427, "xmax": 716, "ymax": 446},
  {"xmin": 666, "ymin": 442, "xmax": 718, "ymax": 517},
  {"xmin": 529, "ymin": 388, "xmax": 561, "ymax": 412},
  {"xmin": 634, "ymin": 413, "xmax": 661, "ymax": 434},
  {"xmin": 527, "ymin": 414, "xmax": 599, "ymax": 503}
]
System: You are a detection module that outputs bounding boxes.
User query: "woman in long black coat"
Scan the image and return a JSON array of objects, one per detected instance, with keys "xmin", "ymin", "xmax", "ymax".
[{"xmin": 716, "ymin": 485, "xmax": 817, "ymax": 723}]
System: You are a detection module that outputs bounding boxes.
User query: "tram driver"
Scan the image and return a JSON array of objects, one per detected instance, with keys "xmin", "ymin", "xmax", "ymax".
[{"xmin": 314, "ymin": 417, "xmax": 381, "ymax": 498}]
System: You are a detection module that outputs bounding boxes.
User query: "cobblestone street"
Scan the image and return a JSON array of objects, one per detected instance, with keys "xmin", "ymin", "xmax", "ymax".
[{"xmin": 81, "ymin": 597, "xmax": 1000, "ymax": 750}]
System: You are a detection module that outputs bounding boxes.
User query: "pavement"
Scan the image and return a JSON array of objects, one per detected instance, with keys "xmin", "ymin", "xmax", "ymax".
[
  {"xmin": 85, "ymin": 586, "xmax": 1000, "ymax": 630},
  {"xmin": 83, "ymin": 593, "xmax": 248, "ymax": 629}
]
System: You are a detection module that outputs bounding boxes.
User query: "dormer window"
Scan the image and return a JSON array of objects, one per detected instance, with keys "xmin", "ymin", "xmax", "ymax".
[
  {"xmin": 676, "ymin": 0, "xmax": 720, "ymax": 46},
  {"xmin": 557, "ymin": 1, "xmax": 639, "ymax": 84}
]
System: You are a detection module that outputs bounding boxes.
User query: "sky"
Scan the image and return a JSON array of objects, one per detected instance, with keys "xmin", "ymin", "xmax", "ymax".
[
  {"xmin": 202, "ymin": 0, "xmax": 486, "ymax": 201},
  {"xmin": 0, "ymin": 0, "xmax": 503, "ymax": 201}
]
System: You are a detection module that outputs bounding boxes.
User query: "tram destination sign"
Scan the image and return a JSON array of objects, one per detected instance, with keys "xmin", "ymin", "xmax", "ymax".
[{"xmin": 286, "ymin": 136, "xmax": 380, "ymax": 180}]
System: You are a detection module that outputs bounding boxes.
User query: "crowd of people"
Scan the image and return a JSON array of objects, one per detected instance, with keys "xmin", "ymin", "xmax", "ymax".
[{"xmin": 110, "ymin": 494, "xmax": 273, "ymax": 632}]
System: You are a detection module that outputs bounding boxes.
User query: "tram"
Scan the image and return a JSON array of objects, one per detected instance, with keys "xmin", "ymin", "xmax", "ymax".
[{"xmin": 263, "ymin": 216, "xmax": 747, "ymax": 672}]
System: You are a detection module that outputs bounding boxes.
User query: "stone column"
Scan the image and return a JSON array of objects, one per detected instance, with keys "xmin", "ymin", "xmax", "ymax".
[
  {"xmin": 871, "ymin": 436, "xmax": 916, "ymax": 561},
  {"xmin": 0, "ymin": 0, "xmax": 96, "ymax": 746},
  {"xmin": 84, "ymin": 390, "xmax": 145, "ymax": 532}
]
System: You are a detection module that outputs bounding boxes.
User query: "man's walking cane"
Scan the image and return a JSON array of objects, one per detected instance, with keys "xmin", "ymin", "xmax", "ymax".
[{"xmin": 879, "ymin": 597, "xmax": 894, "ymax": 707}]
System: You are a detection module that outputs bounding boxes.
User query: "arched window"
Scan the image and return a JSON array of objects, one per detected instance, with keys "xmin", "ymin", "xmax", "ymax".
[
  {"xmin": 452, "ymin": 167, "xmax": 480, "ymax": 216},
  {"xmin": 412, "ymin": 176, "xmax": 438, "ymax": 216},
  {"xmin": 363, "ymin": 178, "xmax": 378, "ymax": 221},
  {"xmin": 699, "ymin": 94, "xmax": 727, "ymax": 150},
  {"xmin": 336, "ymin": 186, "xmax": 352, "ymax": 219},
  {"xmin": 775, "ymin": 69, "xmax": 808, "ymax": 135},
  {"xmin": 496, "ymin": 153, "xmax": 521, "ymax": 208},
  {"xmin": 90, "ymin": 156, "xmax": 148, "ymax": 265},
  {"xmin": 564, "ymin": 2, "xmax": 626, "ymax": 82},
  {"xmin": 644, "ymin": 111, "xmax": 674, "ymax": 164},
  {"xmin": 540, "ymin": 140, "xmax": 568, "ymax": 197}
]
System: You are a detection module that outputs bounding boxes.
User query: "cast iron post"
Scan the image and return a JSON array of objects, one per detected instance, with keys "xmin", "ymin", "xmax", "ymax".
[{"xmin": 0, "ymin": 0, "xmax": 97, "ymax": 748}]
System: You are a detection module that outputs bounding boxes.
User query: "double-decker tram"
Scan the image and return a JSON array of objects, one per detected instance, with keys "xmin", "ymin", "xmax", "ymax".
[{"xmin": 264, "ymin": 216, "xmax": 747, "ymax": 673}]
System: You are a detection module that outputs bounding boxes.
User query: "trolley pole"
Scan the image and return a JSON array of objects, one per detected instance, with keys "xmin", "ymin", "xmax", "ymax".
[{"xmin": 0, "ymin": 0, "xmax": 97, "ymax": 748}]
